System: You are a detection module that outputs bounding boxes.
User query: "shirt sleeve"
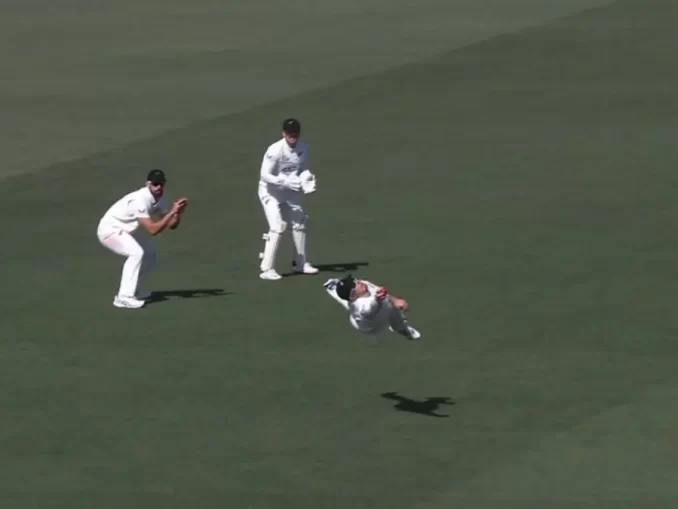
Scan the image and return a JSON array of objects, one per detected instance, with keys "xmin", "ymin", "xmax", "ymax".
[
  {"xmin": 131, "ymin": 197, "xmax": 151, "ymax": 219},
  {"xmin": 260, "ymin": 148, "xmax": 284, "ymax": 186}
]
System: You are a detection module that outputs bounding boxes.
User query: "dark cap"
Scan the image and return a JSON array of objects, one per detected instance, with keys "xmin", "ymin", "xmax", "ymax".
[
  {"xmin": 335, "ymin": 274, "xmax": 356, "ymax": 301},
  {"xmin": 282, "ymin": 118, "xmax": 301, "ymax": 134},
  {"xmin": 146, "ymin": 169, "xmax": 166, "ymax": 184}
]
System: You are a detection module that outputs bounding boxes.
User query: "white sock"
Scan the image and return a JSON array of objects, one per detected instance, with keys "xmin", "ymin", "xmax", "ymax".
[
  {"xmin": 260, "ymin": 232, "xmax": 281, "ymax": 272},
  {"xmin": 292, "ymin": 229, "xmax": 306, "ymax": 265}
]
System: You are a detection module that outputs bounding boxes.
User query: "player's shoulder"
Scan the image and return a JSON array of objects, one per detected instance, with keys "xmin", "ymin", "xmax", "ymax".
[
  {"xmin": 264, "ymin": 139, "xmax": 285, "ymax": 157},
  {"xmin": 127, "ymin": 187, "xmax": 153, "ymax": 206},
  {"xmin": 134, "ymin": 186, "xmax": 153, "ymax": 199},
  {"xmin": 115, "ymin": 187, "xmax": 141, "ymax": 202}
]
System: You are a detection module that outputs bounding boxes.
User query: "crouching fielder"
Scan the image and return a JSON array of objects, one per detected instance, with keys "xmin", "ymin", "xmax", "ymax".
[
  {"xmin": 324, "ymin": 274, "xmax": 421, "ymax": 340},
  {"xmin": 258, "ymin": 118, "xmax": 318, "ymax": 280},
  {"xmin": 96, "ymin": 169, "xmax": 187, "ymax": 309}
]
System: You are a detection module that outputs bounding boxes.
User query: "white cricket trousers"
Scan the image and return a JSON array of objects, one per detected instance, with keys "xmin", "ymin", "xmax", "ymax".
[
  {"xmin": 349, "ymin": 300, "xmax": 409, "ymax": 335},
  {"xmin": 97, "ymin": 228, "xmax": 156, "ymax": 297}
]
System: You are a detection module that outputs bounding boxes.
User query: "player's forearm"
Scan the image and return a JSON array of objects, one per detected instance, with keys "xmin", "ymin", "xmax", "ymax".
[
  {"xmin": 260, "ymin": 171, "xmax": 284, "ymax": 185},
  {"xmin": 148, "ymin": 212, "xmax": 177, "ymax": 236},
  {"xmin": 260, "ymin": 158, "xmax": 284, "ymax": 185}
]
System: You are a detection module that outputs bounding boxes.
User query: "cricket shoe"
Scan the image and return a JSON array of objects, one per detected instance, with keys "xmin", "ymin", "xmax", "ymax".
[
  {"xmin": 390, "ymin": 325, "xmax": 421, "ymax": 340},
  {"xmin": 260, "ymin": 269, "xmax": 282, "ymax": 281},
  {"xmin": 113, "ymin": 295, "xmax": 146, "ymax": 309},
  {"xmin": 292, "ymin": 261, "xmax": 319, "ymax": 275},
  {"xmin": 406, "ymin": 326, "xmax": 422, "ymax": 340}
]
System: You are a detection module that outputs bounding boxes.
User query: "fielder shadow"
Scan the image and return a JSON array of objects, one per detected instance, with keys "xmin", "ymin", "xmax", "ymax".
[
  {"xmin": 146, "ymin": 288, "xmax": 231, "ymax": 304},
  {"xmin": 381, "ymin": 392, "xmax": 455, "ymax": 418},
  {"xmin": 286, "ymin": 261, "xmax": 369, "ymax": 276}
]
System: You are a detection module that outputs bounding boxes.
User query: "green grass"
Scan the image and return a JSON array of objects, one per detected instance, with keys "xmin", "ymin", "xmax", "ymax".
[
  {"xmin": 3, "ymin": 0, "xmax": 678, "ymax": 507},
  {"xmin": 0, "ymin": 0, "xmax": 610, "ymax": 178}
]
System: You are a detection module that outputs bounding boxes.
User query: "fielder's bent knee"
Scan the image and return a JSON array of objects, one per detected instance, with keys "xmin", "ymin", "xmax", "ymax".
[{"xmin": 132, "ymin": 243, "xmax": 147, "ymax": 256}]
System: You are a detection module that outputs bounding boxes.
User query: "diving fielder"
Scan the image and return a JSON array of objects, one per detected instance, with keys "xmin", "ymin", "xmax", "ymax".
[
  {"xmin": 324, "ymin": 274, "xmax": 421, "ymax": 340},
  {"xmin": 258, "ymin": 118, "xmax": 319, "ymax": 280},
  {"xmin": 96, "ymin": 169, "xmax": 187, "ymax": 308}
]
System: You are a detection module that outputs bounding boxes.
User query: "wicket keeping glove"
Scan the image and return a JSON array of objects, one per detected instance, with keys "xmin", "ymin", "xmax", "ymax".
[{"xmin": 300, "ymin": 170, "xmax": 316, "ymax": 194}]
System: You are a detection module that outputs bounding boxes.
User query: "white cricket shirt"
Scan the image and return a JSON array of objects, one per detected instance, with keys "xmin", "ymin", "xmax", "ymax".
[
  {"xmin": 348, "ymin": 280, "xmax": 393, "ymax": 334},
  {"xmin": 97, "ymin": 186, "xmax": 169, "ymax": 234},
  {"xmin": 258, "ymin": 138, "xmax": 309, "ymax": 200}
]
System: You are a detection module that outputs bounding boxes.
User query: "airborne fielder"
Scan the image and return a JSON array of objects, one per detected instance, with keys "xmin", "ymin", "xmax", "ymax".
[{"xmin": 324, "ymin": 274, "xmax": 421, "ymax": 340}]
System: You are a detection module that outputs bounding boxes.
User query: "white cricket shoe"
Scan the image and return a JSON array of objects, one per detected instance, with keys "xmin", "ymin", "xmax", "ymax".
[
  {"xmin": 113, "ymin": 295, "xmax": 146, "ymax": 309},
  {"xmin": 390, "ymin": 325, "xmax": 421, "ymax": 340},
  {"xmin": 293, "ymin": 262, "xmax": 319, "ymax": 275},
  {"xmin": 260, "ymin": 269, "xmax": 282, "ymax": 281},
  {"xmin": 406, "ymin": 326, "xmax": 422, "ymax": 340}
]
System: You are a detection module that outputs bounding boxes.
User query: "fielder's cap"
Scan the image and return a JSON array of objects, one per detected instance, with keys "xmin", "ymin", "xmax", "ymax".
[
  {"xmin": 282, "ymin": 117, "xmax": 301, "ymax": 134},
  {"xmin": 146, "ymin": 169, "xmax": 166, "ymax": 184},
  {"xmin": 335, "ymin": 274, "xmax": 356, "ymax": 301}
]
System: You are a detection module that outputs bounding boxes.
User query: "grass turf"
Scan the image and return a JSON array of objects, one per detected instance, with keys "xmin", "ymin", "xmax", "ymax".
[{"xmin": 2, "ymin": 0, "xmax": 678, "ymax": 507}]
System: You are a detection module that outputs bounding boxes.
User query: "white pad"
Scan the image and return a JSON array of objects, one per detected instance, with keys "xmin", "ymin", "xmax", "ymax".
[
  {"xmin": 260, "ymin": 231, "xmax": 282, "ymax": 271},
  {"xmin": 261, "ymin": 196, "xmax": 287, "ymax": 233},
  {"xmin": 292, "ymin": 229, "xmax": 306, "ymax": 264}
]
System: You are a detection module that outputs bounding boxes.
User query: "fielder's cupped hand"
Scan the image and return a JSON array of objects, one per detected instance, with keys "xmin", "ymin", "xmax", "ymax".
[
  {"xmin": 173, "ymin": 197, "xmax": 188, "ymax": 213},
  {"xmin": 393, "ymin": 298, "xmax": 409, "ymax": 311},
  {"xmin": 376, "ymin": 287, "xmax": 388, "ymax": 301}
]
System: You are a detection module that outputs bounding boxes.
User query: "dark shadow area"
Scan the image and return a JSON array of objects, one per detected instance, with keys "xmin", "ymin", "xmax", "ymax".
[
  {"xmin": 314, "ymin": 261, "xmax": 369, "ymax": 273},
  {"xmin": 285, "ymin": 261, "xmax": 369, "ymax": 276},
  {"xmin": 381, "ymin": 392, "xmax": 455, "ymax": 418},
  {"xmin": 147, "ymin": 288, "xmax": 231, "ymax": 304}
]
